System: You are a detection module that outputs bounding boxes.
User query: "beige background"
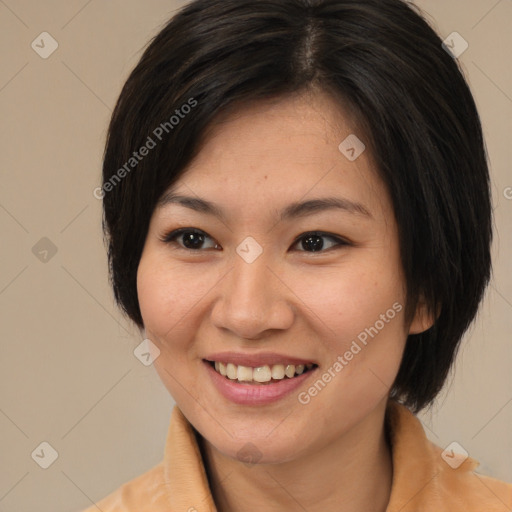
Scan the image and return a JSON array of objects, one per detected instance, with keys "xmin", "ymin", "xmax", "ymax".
[{"xmin": 0, "ymin": 0, "xmax": 510, "ymax": 510}]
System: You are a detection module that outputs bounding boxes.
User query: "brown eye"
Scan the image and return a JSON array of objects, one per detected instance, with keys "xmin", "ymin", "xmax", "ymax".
[
  {"xmin": 160, "ymin": 228, "xmax": 349, "ymax": 253},
  {"xmin": 161, "ymin": 228, "xmax": 220, "ymax": 251},
  {"xmin": 291, "ymin": 232, "xmax": 350, "ymax": 253}
]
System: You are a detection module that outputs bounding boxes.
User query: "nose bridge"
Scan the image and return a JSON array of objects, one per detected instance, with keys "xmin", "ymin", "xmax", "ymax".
[
  {"xmin": 211, "ymin": 249, "xmax": 293, "ymax": 338},
  {"xmin": 230, "ymin": 254, "xmax": 271, "ymax": 308}
]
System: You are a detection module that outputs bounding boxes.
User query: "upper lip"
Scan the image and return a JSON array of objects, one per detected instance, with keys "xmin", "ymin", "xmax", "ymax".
[{"xmin": 204, "ymin": 352, "xmax": 317, "ymax": 367}]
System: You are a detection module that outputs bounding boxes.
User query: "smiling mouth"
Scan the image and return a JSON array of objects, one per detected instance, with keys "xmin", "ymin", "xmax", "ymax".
[{"xmin": 205, "ymin": 359, "xmax": 318, "ymax": 385}]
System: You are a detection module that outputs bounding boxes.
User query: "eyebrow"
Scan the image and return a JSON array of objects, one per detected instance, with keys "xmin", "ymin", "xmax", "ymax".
[{"xmin": 157, "ymin": 193, "xmax": 373, "ymax": 222}]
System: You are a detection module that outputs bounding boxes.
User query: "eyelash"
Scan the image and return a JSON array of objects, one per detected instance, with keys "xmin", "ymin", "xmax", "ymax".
[{"xmin": 159, "ymin": 228, "xmax": 350, "ymax": 253}]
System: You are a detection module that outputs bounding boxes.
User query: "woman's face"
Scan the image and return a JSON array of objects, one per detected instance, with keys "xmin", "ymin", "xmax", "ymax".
[{"xmin": 137, "ymin": 91, "xmax": 428, "ymax": 464}]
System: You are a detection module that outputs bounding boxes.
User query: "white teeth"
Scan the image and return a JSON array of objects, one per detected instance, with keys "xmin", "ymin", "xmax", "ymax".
[
  {"xmin": 271, "ymin": 364, "xmax": 285, "ymax": 379},
  {"xmin": 212, "ymin": 361, "xmax": 315, "ymax": 383},
  {"xmin": 226, "ymin": 363, "xmax": 237, "ymax": 380},
  {"xmin": 253, "ymin": 365, "xmax": 271, "ymax": 382},
  {"xmin": 285, "ymin": 364, "xmax": 295, "ymax": 378},
  {"xmin": 237, "ymin": 365, "xmax": 253, "ymax": 381}
]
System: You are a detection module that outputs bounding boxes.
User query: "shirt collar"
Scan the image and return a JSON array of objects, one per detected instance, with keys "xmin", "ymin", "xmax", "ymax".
[
  {"xmin": 384, "ymin": 398, "xmax": 479, "ymax": 511},
  {"xmin": 162, "ymin": 399, "xmax": 481, "ymax": 511}
]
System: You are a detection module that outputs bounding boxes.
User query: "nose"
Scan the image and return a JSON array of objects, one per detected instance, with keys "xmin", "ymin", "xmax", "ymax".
[{"xmin": 210, "ymin": 253, "xmax": 295, "ymax": 340}]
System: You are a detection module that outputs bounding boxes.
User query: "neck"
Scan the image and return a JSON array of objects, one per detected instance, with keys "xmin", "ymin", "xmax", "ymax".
[{"xmin": 198, "ymin": 397, "xmax": 393, "ymax": 512}]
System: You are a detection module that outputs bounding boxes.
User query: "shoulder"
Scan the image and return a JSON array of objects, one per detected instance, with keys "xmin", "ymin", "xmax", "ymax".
[
  {"xmin": 386, "ymin": 400, "xmax": 512, "ymax": 511},
  {"xmin": 78, "ymin": 461, "xmax": 171, "ymax": 512},
  {"xmin": 426, "ymin": 439, "xmax": 512, "ymax": 511}
]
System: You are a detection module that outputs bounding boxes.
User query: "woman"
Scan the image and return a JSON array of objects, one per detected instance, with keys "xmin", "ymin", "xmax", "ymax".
[{"xmin": 82, "ymin": 0, "xmax": 512, "ymax": 510}]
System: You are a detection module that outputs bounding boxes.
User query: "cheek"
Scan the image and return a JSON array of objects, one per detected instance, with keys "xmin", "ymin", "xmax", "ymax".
[
  {"xmin": 136, "ymin": 255, "xmax": 206, "ymax": 338},
  {"xmin": 289, "ymin": 260, "xmax": 405, "ymax": 341},
  {"xmin": 137, "ymin": 256, "xmax": 203, "ymax": 397},
  {"xmin": 137, "ymin": 265, "xmax": 173, "ymax": 335},
  {"xmin": 296, "ymin": 270, "xmax": 406, "ymax": 423},
  {"xmin": 136, "ymin": 260, "xmax": 195, "ymax": 388},
  {"xmin": 286, "ymin": 249, "xmax": 407, "ymax": 396}
]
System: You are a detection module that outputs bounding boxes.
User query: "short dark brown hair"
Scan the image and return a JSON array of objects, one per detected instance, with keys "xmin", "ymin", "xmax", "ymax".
[{"xmin": 100, "ymin": 0, "xmax": 492, "ymax": 413}]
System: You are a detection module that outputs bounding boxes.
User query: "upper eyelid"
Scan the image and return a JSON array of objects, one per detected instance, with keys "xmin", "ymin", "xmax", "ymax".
[{"xmin": 161, "ymin": 227, "xmax": 350, "ymax": 247}]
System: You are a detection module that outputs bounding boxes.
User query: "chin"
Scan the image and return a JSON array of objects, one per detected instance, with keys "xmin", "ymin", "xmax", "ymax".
[
  {"xmin": 198, "ymin": 420, "xmax": 315, "ymax": 466},
  {"xmin": 217, "ymin": 438, "xmax": 307, "ymax": 466}
]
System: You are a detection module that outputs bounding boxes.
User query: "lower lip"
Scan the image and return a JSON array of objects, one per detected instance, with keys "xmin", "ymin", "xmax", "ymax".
[{"xmin": 203, "ymin": 360, "xmax": 317, "ymax": 405}]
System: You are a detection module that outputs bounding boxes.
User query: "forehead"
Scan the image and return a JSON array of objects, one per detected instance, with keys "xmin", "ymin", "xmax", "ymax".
[
  {"xmin": 192, "ymin": 90, "xmax": 362, "ymax": 164},
  {"xmin": 157, "ymin": 91, "xmax": 390, "ymax": 223}
]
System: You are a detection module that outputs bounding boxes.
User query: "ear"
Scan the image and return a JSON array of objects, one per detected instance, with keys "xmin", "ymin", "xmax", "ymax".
[{"xmin": 408, "ymin": 295, "xmax": 440, "ymax": 335}]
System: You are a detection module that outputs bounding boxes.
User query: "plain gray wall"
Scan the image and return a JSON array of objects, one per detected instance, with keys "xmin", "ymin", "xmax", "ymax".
[{"xmin": 0, "ymin": 1, "xmax": 511, "ymax": 510}]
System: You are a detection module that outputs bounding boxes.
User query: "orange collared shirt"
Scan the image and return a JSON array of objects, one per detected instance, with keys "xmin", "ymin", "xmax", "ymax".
[{"xmin": 80, "ymin": 399, "xmax": 512, "ymax": 511}]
